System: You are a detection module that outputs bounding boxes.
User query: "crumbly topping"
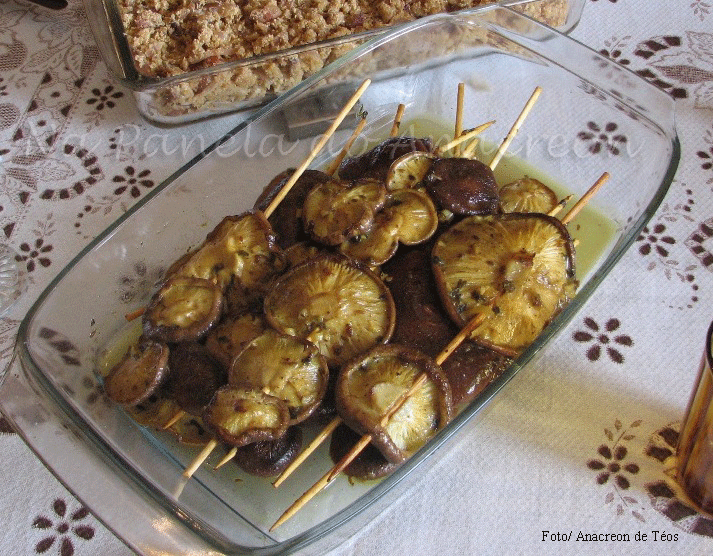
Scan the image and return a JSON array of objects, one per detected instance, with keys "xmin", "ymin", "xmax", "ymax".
[{"xmin": 117, "ymin": 0, "xmax": 570, "ymax": 116}]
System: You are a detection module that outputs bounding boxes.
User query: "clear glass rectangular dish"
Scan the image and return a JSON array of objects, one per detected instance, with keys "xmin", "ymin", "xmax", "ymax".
[
  {"xmin": 82, "ymin": 0, "xmax": 586, "ymax": 124},
  {"xmin": 1, "ymin": 7, "xmax": 678, "ymax": 555}
]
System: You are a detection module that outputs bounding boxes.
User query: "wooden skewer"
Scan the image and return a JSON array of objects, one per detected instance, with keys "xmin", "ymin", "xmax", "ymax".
[
  {"xmin": 460, "ymin": 137, "xmax": 480, "ymax": 159},
  {"xmin": 454, "ymin": 83, "xmax": 465, "ymax": 156},
  {"xmin": 435, "ymin": 120, "xmax": 495, "ymax": 156},
  {"xmin": 271, "ymin": 170, "xmax": 609, "ymax": 528},
  {"xmin": 272, "ymin": 415, "xmax": 342, "ymax": 488},
  {"xmin": 183, "ymin": 438, "xmax": 219, "ymax": 478},
  {"xmin": 325, "ymin": 116, "xmax": 367, "ymax": 176},
  {"xmin": 215, "ymin": 447, "xmax": 238, "ymax": 470},
  {"xmin": 162, "ymin": 409, "xmax": 185, "ymax": 430},
  {"xmin": 489, "ymin": 86, "xmax": 542, "ymax": 171},
  {"xmin": 263, "ymin": 78, "xmax": 371, "ymax": 219},
  {"xmin": 390, "ymin": 103, "xmax": 406, "ymax": 137},
  {"xmin": 547, "ymin": 194, "xmax": 574, "ymax": 217},
  {"xmin": 270, "ymin": 312, "xmax": 488, "ymax": 531},
  {"xmin": 560, "ymin": 172, "xmax": 609, "ymax": 226},
  {"xmin": 125, "ymin": 306, "xmax": 145, "ymax": 322},
  {"xmin": 179, "ymin": 80, "xmax": 372, "ymax": 479}
]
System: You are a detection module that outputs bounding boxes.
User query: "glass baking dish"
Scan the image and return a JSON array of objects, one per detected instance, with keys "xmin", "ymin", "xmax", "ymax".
[
  {"xmin": 1, "ymin": 6, "xmax": 678, "ymax": 555},
  {"xmin": 82, "ymin": 0, "xmax": 586, "ymax": 124}
]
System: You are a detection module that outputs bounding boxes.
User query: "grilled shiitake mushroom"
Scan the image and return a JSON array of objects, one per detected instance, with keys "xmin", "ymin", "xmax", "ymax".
[
  {"xmin": 165, "ymin": 342, "xmax": 225, "ymax": 416},
  {"xmin": 335, "ymin": 344, "xmax": 452, "ymax": 464},
  {"xmin": 440, "ymin": 342, "xmax": 513, "ymax": 408},
  {"xmin": 498, "ymin": 176, "xmax": 558, "ymax": 214},
  {"xmin": 264, "ymin": 254, "xmax": 396, "ymax": 368},
  {"xmin": 283, "ymin": 241, "xmax": 326, "ymax": 268},
  {"xmin": 203, "ymin": 385, "xmax": 291, "ymax": 447},
  {"xmin": 339, "ymin": 188, "xmax": 438, "ymax": 267},
  {"xmin": 338, "ymin": 136, "xmax": 433, "ymax": 182},
  {"xmin": 384, "ymin": 246, "xmax": 513, "ymax": 407},
  {"xmin": 424, "ymin": 157, "xmax": 499, "ymax": 216},
  {"xmin": 205, "ymin": 312, "xmax": 267, "ymax": 370},
  {"xmin": 142, "ymin": 277, "xmax": 223, "ymax": 343},
  {"xmin": 103, "ymin": 340, "xmax": 170, "ymax": 407},
  {"xmin": 329, "ymin": 423, "xmax": 398, "ymax": 481},
  {"xmin": 382, "ymin": 246, "xmax": 458, "ymax": 358},
  {"xmin": 171, "ymin": 211, "xmax": 287, "ymax": 294},
  {"xmin": 385, "ymin": 151, "xmax": 436, "ymax": 191},
  {"xmin": 432, "ymin": 213, "xmax": 577, "ymax": 356},
  {"xmin": 128, "ymin": 394, "xmax": 212, "ymax": 445},
  {"xmin": 234, "ymin": 426, "xmax": 303, "ymax": 477},
  {"xmin": 302, "ymin": 178, "xmax": 386, "ymax": 246},
  {"xmin": 254, "ymin": 169, "xmax": 332, "ymax": 249},
  {"xmin": 229, "ymin": 329, "xmax": 329, "ymax": 425}
]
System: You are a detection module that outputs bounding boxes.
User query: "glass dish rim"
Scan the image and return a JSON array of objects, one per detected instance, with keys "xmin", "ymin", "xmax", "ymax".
[{"xmin": 6, "ymin": 6, "xmax": 680, "ymax": 554}]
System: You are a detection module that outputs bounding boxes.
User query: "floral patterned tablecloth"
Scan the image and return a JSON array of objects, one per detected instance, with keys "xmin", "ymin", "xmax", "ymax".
[{"xmin": 1, "ymin": 0, "xmax": 713, "ymax": 554}]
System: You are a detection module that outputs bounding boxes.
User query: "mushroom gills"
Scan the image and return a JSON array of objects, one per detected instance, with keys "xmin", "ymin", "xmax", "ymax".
[
  {"xmin": 432, "ymin": 213, "xmax": 577, "ymax": 356},
  {"xmin": 336, "ymin": 344, "xmax": 452, "ymax": 464}
]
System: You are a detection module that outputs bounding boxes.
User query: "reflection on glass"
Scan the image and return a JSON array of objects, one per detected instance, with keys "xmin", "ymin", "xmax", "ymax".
[{"xmin": 0, "ymin": 245, "xmax": 24, "ymax": 316}]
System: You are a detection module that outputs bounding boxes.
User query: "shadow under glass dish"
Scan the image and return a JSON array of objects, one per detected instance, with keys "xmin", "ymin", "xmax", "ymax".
[{"xmin": 0, "ymin": 7, "xmax": 679, "ymax": 556}]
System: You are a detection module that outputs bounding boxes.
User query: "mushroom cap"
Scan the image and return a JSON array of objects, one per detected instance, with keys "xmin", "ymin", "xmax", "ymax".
[
  {"xmin": 340, "ymin": 188, "xmax": 438, "ymax": 267},
  {"xmin": 142, "ymin": 276, "xmax": 224, "ymax": 343},
  {"xmin": 385, "ymin": 151, "xmax": 436, "ymax": 191},
  {"xmin": 103, "ymin": 340, "xmax": 170, "ymax": 407},
  {"xmin": 498, "ymin": 176, "xmax": 558, "ymax": 214},
  {"xmin": 302, "ymin": 178, "xmax": 386, "ymax": 246},
  {"xmin": 234, "ymin": 426, "xmax": 303, "ymax": 477},
  {"xmin": 264, "ymin": 254, "xmax": 396, "ymax": 368},
  {"xmin": 229, "ymin": 329, "xmax": 329, "ymax": 424},
  {"xmin": 165, "ymin": 342, "xmax": 225, "ymax": 416},
  {"xmin": 424, "ymin": 157, "xmax": 499, "ymax": 216},
  {"xmin": 172, "ymin": 211, "xmax": 286, "ymax": 294},
  {"xmin": 336, "ymin": 344, "xmax": 452, "ymax": 464},
  {"xmin": 203, "ymin": 385, "xmax": 291, "ymax": 447},
  {"xmin": 432, "ymin": 213, "xmax": 577, "ymax": 356}
]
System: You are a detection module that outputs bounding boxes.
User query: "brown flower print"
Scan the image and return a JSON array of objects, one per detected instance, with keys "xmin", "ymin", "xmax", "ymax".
[
  {"xmin": 112, "ymin": 166, "xmax": 155, "ymax": 198},
  {"xmin": 588, "ymin": 420, "xmax": 644, "ymax": 521},
  {"xmin": 685, "ymin": 217, "xmax": 713, "ymax": 270},
  {"xmin": 117, "ymin": 261, "xmax": 165, "ymax": 304},
  {"xmin": 577, "ymin": 121, "xmax": 628, "ymax": 155},
  {"xmin": 635, "ymin": 33, "xmax": 713, "ymax": 108},
  {"xmin": 573, "ymin": 317, "xmax": 633, "ymax": 363},
  {"xmin": 32, "ymin": 499, "xmax": 95, "ymax": 555},
  {"xmin": 691, "ymin": 0, "xmax": 712, "ymax": 20},
  {"xmin": 17, "ymin": 238, "xmax": 53, "ymax": 273},
  {"xmin": 85, "ymin": 85, "xmax": 123, "ymax": 111},
  {"xmin": 636, "ymin": 223, "xmax": 676, "ymax": 258}
]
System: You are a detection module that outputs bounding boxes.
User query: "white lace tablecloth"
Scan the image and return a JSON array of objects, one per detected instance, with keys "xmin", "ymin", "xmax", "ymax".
[{"xmin": 1, "ymin": 0, "xmax": 713, "ymax": 554}]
